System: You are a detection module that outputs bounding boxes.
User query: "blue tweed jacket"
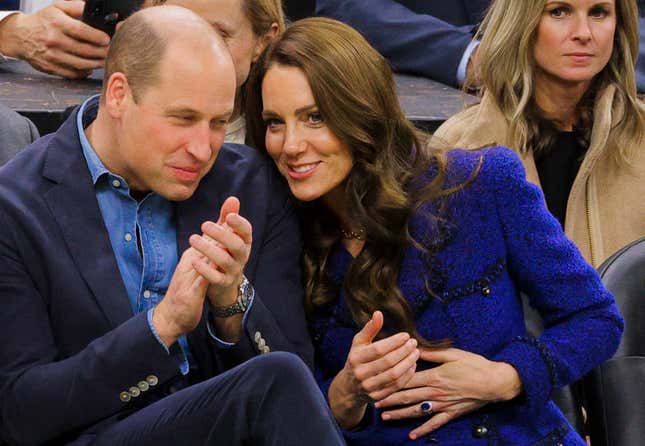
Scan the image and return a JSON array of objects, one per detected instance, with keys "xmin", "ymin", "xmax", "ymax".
[{"xmin": 311, "ymin": 147, "xmax": 623, "ymax": 446}]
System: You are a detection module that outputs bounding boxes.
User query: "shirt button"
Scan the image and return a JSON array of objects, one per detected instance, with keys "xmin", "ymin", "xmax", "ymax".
[
  {"xmin": 111, "ymin": 179, "xmax": 121, "ymax": 188},
  {"xmin": 124, "ymin": 233, "xmax": 133, "ymax": 242},
  {"xmin": 119, "ymin": 391, "xmax": 131, "ymax": 402},
  {"xmin": 143, "ymin": 290, "xmax": 152, "ymax": 299},
  {"xmin": 137, "ymin": 381, "xmax": 150, "ymax": 392},
  {"xmin": 146, "ymin": 375, "xmax": 159, "ymax": 386}
]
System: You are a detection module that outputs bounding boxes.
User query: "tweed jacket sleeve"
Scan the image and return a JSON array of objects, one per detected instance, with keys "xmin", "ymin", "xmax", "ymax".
[{"xmin": 485, "ymin": 147, "xmax": 624, "ymax": 415}]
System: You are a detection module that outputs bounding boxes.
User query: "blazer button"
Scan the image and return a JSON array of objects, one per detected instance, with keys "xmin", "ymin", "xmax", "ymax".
[
  {"xmin": 257, "ymin": 337, "xmax": 266, "ymax": 348},
  {"xmin": 146, "ymin": 375, "xmax": 159, "ymax": 386},
  {"xmin": 119, "ymin": 391, "xmax": 131, "ymax": 402},
  {"xmin": 138, "ymin": 381, "xmax": 150, "ymax": 392},
  {"xmin": 261, "ymin": 345, "xmax": 271, "ymax": 354},
  {"xmin": 472, "ymin": 425, "xmax": 489, "ymax": 438},
  {"xmin": 254, "ymin": 331, "xmax": 262, "ymax": 343},
  {"xmin": 129, "ymin": 386, "xmax": 141, "ymax": 397}
]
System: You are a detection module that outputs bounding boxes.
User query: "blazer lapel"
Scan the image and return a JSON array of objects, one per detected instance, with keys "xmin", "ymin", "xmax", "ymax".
[{"xmin": 42, "ymin": 107, "xmax": 132, "ymax": 328}]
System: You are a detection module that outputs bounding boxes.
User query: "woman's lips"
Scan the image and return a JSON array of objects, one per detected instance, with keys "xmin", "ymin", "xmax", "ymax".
[{"xmin": 287, "ymin": 162, "xmax": 321, "ymax": 179}]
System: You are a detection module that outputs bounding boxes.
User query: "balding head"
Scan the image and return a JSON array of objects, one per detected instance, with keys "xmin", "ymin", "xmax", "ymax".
[{"xmin": 103, "ymin": 5, "xmax": 233, "ymax": 102}]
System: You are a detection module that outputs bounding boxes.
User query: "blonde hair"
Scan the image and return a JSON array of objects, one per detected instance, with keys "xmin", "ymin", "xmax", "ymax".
[
  {"xmin": 476, "ymin": 0, "xmax": 645, "ymax": 163},
  {"xmin": 243, "ymin": 0, "xmax": 286, "ymax": 36}
]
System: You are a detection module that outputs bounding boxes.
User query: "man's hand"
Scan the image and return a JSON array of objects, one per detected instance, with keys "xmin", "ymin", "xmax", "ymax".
[
  {"xmin": 189, "ymin": 196, "xmax": 252, "ymax": 309},
  {"xmin": 0, "ymin": 1, "xmax": 109, "ymax": 78},
  {"xmin": 152, "ymin": 247, "xmax": 209, "ymax": 347},
  {"xmin": 375, "ymin": 347, "xmax": 522, "ymax": 440}
]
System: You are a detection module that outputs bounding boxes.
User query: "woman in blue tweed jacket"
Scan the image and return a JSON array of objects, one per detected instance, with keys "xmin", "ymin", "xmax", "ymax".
[{"xmin": 245, "ymin": 18, "xmax": 623, "ymax": 446}]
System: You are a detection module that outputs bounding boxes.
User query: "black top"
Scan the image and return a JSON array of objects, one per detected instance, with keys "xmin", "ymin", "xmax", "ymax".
[{"xmin": 535, "ymin": 132, "xmax": 587, "ymax": 227}]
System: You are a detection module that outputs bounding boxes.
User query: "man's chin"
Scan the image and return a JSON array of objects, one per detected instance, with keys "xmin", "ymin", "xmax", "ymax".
[{"xmin": 157, "ymin": 183, "xmax": 200, "ymax": 202}]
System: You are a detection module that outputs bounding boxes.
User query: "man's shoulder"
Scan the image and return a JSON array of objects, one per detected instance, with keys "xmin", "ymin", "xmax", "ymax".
[
  {"xmin": 209, "ymin": 143, "xmax": 277, "ymax": 186},
  {"xmin": 214, "ymin": 143, "xmax": 271, "ymax": 170},
  {"xmin": 0, "ymin": 132, "xmax": 55, "ymax": 186}
]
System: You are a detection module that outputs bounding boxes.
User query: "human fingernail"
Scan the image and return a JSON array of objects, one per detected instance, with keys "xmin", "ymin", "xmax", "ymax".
[{"xmin": 381, "ymin": 413, "xmax": 390, "ymax": 420}]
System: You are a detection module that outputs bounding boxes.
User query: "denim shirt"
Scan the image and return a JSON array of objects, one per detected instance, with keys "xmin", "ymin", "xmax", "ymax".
[{"xmin": 77, "ymin": 96, "xmax": 193, "ymax": 374}]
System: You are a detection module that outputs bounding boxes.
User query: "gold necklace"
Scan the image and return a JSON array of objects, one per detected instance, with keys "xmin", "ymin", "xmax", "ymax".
[{"xmin": 340, "ymin": 228, "xmax": 366, "ymax": 240}]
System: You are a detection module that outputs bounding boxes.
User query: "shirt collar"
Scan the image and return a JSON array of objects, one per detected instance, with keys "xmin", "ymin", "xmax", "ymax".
[{"xmin": 77, "ymin": 94, "xmax": 116, "ymax": 185}]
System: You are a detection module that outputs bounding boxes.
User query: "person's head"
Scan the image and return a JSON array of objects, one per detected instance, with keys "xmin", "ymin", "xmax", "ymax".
[
  {"xmin": 150, "ymin": 0, "xmax": 285, "ymax": 92},
  {"xmin": 246, "ymin": 17, "xmax": 453, "ymax": 345},
  {"xmin": 247, "ymin": 17, "xmax": 420, "ymax": 205},
  {"xmin": 475, "ymin": 0, "xmax": 643, "ymax": 156},
  {"xmin": 98, "ymin": 5, "xmax": 236, "ymax": 201}
]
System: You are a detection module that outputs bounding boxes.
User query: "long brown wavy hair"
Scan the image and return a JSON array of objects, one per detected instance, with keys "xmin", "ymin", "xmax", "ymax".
[{"xmin": 246, "ymin": 18, "xmax": 474, "ymax": 345}]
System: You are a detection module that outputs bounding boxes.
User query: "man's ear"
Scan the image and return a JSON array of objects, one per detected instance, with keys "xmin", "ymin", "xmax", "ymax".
[
  {"xmin": 251, "ymin": 22, "xmax": 279, "ymax": 62},
  {"xmin": 104, "ymin": 72, "xmax": 132, "ymax": 118}
]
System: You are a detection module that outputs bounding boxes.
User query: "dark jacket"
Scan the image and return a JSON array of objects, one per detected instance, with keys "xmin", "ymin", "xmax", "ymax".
[{"xmin": 0, "ymin": 101, "xmax": 312, "ymax": 445}]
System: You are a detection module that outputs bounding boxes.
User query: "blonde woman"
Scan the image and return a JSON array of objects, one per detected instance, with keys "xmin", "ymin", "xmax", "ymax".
[
  {"xmin": 435, "ymin": 0, "xmax": 645, "ymax": 267},
  {"xmin": 149, "ymin": 0, "xmax": 285, "ymax": 143}
]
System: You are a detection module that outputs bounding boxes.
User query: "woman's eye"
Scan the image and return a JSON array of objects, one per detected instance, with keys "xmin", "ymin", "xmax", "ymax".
[
  {"xmin": 264, "ymin": 118, "xmax": 282, "ymax": 130},
  {"xmin": 308, "ymin": 112, "xmax": 323, "ymax": 125},
  {"xmin": 549, "ymin": 7, "xmax": 567, "ymax": 18},
  {"xmin": 590, "ymin": 6, "xmax": 609, "ymax": 18}
]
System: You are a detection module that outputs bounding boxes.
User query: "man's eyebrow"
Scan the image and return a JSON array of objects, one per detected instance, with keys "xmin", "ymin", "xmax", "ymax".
[{"xmin": 164, "ymin": 107, "xmax": 234, "ymax": 120}]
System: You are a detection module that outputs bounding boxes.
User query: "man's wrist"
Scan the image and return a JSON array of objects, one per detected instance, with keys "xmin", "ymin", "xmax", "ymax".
[
  {"xmin": 0, "ymin": 13, "xmax": 23, "ymax": 59},
  {"xmin": 210, "ymin": 276, "xmax": 253, "ymax": 318},
  {"xmin": 151, "ymin": 304, "xmax": 182, "ymax": 347}
]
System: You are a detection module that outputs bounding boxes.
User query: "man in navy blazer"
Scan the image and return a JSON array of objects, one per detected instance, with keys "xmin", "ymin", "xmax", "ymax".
[
  {"xmin": 316, "ymin": 0, "xmax": 645, "ymax": 91},
  {"xmin": 0, "ymin": 6, "xmax": 343, "ymax": 446}
]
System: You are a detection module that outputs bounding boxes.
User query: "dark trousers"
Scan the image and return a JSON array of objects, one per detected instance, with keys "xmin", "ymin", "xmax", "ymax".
[{"xmin": 91, "ymin": 352, "xmax": 345, "ymax": 446}]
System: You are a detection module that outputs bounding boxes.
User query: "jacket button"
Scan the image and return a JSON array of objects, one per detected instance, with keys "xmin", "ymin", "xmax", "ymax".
[
  {"xmin": 128, "ymin": 386, "xmax": 141, "ymax": 397},
  {"xmin": 261, "ymin": 345, "xmax": 271, "ymax": 354},
  {"xmin": 119, "ymin": 391, "xmax": 131, "ymax": 402},
  {"xmin": 472, "ymin": 425, "xmax": 489, "ymax": 438},
  {"xmin": 146, "ymin": 375, "xmax": 159, "ymax": 386},
  {"xmin": 254, "ymin": 331, "xmax": 262, "ymax": 343},
  {"xmin": 138, "ymin": 381, "xmax": 150, "ymax": 392},
  {"xmin": 481, "ymin": 286, "xmax": 491, "ymax": 296}
]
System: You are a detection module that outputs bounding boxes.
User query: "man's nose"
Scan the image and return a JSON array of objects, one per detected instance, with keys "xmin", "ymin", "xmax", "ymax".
[{"xmin": 187, "ymin": 122, "xmax": 214, "ymax": 162}]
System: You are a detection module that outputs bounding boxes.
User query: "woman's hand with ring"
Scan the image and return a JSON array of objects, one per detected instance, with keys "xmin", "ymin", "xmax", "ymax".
[{"xmin": 374, "ymin": 347, "xmax": 522, "ymax": 440}]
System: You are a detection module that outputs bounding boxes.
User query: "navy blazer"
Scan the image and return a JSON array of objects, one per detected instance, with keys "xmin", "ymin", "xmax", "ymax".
[
  {"xmin": 316, "ymin": 0, "xmax": 645, "ymax": 91},
  {"xmin": 0, "ymin": 104, "xmax": 312, "ymax": 445}
]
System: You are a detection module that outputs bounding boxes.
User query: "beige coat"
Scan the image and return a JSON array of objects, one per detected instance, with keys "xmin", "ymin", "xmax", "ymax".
[{"xmin": 435, "ymin": 85, "xmax": 645, "ymax": 267}]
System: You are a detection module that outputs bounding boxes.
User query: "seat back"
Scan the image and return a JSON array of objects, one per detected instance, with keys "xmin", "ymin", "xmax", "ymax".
[{"xmin": 585, "ymin": 237, "xmax": 645, "ymax": 446}]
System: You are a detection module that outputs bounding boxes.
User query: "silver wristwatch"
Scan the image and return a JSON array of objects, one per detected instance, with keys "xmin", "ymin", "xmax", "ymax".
[{"xmin": 211, "ymin": 276, "xmax": 254, "ymax": 318}]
